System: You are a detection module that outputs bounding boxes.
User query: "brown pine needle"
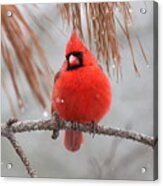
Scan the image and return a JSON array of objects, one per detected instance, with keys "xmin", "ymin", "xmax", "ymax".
[
  {"xmin": 1, "ymin": 5, "xmax": 52, "ymax": 111},
  {"xmin": 1, "ymin": 3, "xmax": 148, "ymax": 115},
  {"xmin": 57, "ymin": 2, "xmax": 147, "ymax": 78}
]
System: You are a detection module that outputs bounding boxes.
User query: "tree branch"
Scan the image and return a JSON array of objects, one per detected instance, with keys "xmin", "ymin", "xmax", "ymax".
[
  {"xmin": 1, "ymin": 116, "xmax": 157, "ymax": 148},
  {"xmin": 1, "ymin": 115, "xmax": 157, "ymax": 177}
]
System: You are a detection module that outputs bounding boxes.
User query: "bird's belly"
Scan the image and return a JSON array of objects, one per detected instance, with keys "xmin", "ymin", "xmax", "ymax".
[{"xmin": 53, "ymin": 68, "xmax": 112, "ymax": 123}]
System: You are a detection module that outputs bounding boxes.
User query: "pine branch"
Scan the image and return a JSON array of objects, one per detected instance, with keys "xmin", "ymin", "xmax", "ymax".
[{"xmin": 1, "ymin": 115, "xmax": 157, "ymax": 177}]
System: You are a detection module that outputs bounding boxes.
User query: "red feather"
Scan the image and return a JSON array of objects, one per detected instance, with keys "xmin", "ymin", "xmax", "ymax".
[{"xmin": 51, "ymin": 32, "xmax": 112, "ymax": 152}]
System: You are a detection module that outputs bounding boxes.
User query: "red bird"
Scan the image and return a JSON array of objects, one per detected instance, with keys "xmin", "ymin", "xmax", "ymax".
[{"xmin": 51, "ymin": 32, "xmax": 112, "ymax": 152}]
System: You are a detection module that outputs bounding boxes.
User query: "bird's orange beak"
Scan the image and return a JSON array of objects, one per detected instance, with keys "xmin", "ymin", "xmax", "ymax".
[{"xmin": 69, "ymin": 55, "xmax": 79, "ymax": 66}]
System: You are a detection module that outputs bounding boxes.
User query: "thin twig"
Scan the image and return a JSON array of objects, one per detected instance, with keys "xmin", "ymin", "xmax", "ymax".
[
  {"xmin": 3, "ymin": 119, "xmax": 37, "ymax": 178},
  {"xmin": 7, "ymin": 133, "xmax": 37, "ymax": 177}
]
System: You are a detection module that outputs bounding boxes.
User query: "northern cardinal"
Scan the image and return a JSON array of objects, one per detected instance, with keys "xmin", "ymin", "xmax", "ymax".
[{"xmin": 51, "ymin": 32, "xmax": 112, "ymax": 152}]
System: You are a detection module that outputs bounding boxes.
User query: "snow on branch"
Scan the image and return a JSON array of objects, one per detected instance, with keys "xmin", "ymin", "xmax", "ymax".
[{"xmin": 1, "ymin": 114, "xmax": 157, "ymax": 177}]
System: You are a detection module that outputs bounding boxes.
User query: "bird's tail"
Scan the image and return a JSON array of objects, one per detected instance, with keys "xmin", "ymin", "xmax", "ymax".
[{"xmin": 64, "ymin": 130, "xmax": 83, "ymax": 152}]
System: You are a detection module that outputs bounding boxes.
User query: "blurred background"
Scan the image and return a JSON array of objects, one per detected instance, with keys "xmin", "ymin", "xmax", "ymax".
[{"xmin": 1, "ymin": 1, "xmax": 155, "ymax": 180}]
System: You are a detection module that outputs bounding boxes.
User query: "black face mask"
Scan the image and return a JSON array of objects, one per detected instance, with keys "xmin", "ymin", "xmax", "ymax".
[{"xmin": 66, "ymin": 52, "xmax": 83, "ymax": 71}]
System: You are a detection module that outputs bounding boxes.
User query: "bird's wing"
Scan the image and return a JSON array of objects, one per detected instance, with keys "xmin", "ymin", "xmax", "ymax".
[
  {"xmin": 54, "ymin": 71, "xmax": 61, "ymax": 83},
  {"xmin": 51, "ymin": 71, "xmax": 61, "ymax": 114}
]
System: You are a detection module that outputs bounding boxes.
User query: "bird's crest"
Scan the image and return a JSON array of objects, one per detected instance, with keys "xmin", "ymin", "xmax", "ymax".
[
  {"xmin": 65, "ymin": 32, "xmax": 86, "ymax": 56},
  {"xmin": 65, "ymin": 31, "xmax": 97, "ymax": 66}
]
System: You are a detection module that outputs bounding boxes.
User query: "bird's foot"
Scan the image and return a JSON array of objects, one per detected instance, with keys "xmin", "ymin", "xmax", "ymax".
[
  {"xmin": 51, "ymin": 129, "xmax": 59, "ymax": 140},
  {"xmin": 51, "ymin": 112, "xmax": 61, "ymax": 140},
  {"xmin": 71, "ymin": 121, "xmax": 79, "ymax": 131},
  {"xmin": 90, "ymin": 121, "xmax": 98, "ymax": 138}
]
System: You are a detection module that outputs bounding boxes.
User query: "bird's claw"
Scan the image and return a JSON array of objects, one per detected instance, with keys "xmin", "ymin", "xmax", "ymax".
[
  {"xmin": 51, "ymin": 112, "xmax": 61, "ymax": 140},
  {"xmin": 71, "ymin": 122, "xmax": 78, "ymax": 131},
  {"xmin": 51, "ymin": 129, "xmax": 59, "ymax": 139},
  {"xmin": 90, "ymin": 121, "xmax": 98, "ymax": 138}
]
